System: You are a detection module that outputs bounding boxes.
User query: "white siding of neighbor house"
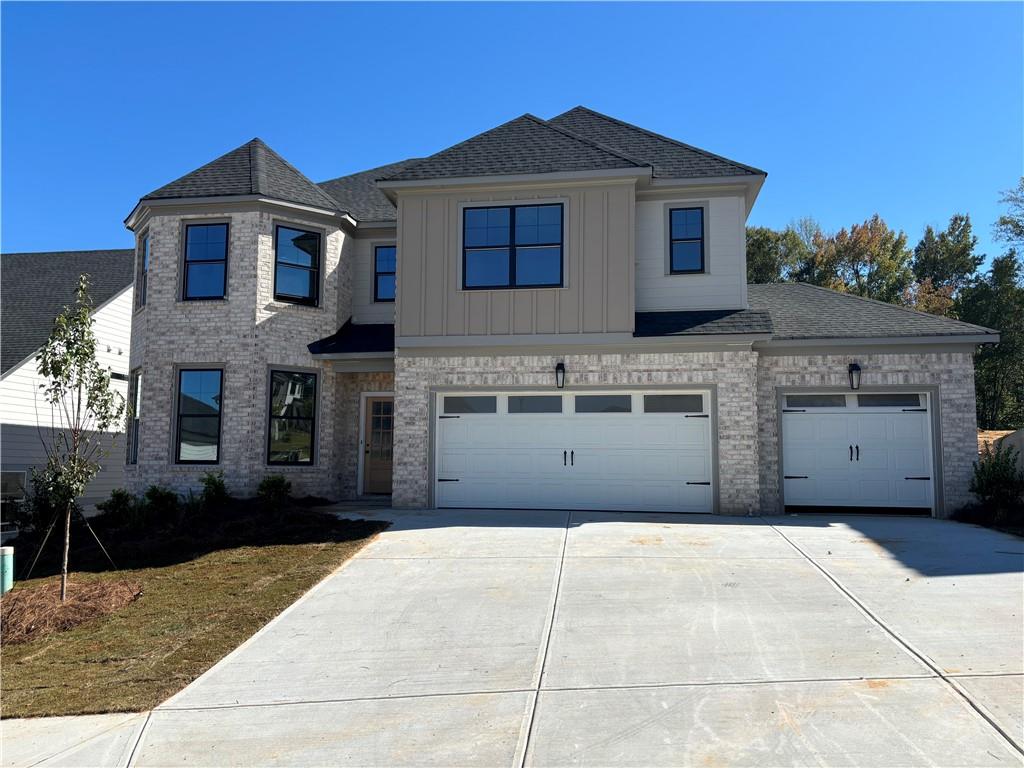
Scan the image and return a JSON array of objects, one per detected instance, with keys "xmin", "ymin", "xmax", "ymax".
[
  {"xmin": 350, "ymin": 235, "xmax": 396, "ymax": 325},
  {"xmin": 635, "ymin": 194, "xmax": 747, "ymax": 312},
  {"xmin": 0, "ymin": 286, "xmax": 133, "ymax": 505}
]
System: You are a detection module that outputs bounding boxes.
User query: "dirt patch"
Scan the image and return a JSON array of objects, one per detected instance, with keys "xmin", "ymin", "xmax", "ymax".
[
  {"xmin": 2, "ymin": 577, "xmax": 142, "ymax": 645},
  {"xmin": 865, "ymin": 679, "xmax": 890, "ymax": 689},
  {"xmin": 978, "ymin": 430, "xmax": 1014, "ymax": 454},
  {"xmin": 629, "ymin": 536, "xmax": 664, "ymax": 546}
]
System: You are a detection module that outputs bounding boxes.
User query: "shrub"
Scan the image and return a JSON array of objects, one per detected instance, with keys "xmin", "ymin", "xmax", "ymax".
[
  {"xmin": 143, "ymin": 485, "xmax": 181, "ymax": 525},
  {"xmin": 257, "ymin": 474, "xmax": 291, "ymax": 513},
  {"xmin": 13, "ymin": 467, "xmax": 80, "ymax": 534},
  {"xmin": 95, "ymin": 488, "xmax": 142, "ymax": 529},
  {"xmin": 970, "ymin": 443, "xmax": 1024, "ymax": 525},
  {"xmin": 199, "ymin": 471, "xmax": 230, "ymax": 510}
]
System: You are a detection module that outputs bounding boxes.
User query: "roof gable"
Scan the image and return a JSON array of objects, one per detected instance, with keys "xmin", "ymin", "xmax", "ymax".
[
  {"xmin": 549, "ymin": 106, "xmax": 765, "ymax": 179},
  {"xmin": 382, "ymin": 114, "xmax": 648, "ymax": 182},
  {"xmin": 143, "ymin": 138, "xmax": 342, "ymax": 212},
  {"xmin": 318, "ymin": 159, "xmax": 420, "ymax": 222},
  {"xmin": 1, "ymin": 249, "xmax": 134, "ymax": 376}
]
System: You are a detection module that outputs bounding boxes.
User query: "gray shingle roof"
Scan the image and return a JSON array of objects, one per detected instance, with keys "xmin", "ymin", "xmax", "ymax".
[
  {"xmin": 747, "ymin": 282, "xmax": 997, "ymax": 341},
  {"xmin": 549, "ymin": 106, "xmax": 766, "ymax": 179},
  {"xmin": 382, "ymin": 114, "xmax": 648, "ymax": 182},
  {"xmin": 317, "ymin": 159, "xmax": 420, "ymax": 222},
  {"xmin": 1, "ymin": 249, "xmax": 134, "ymax": 376},
  {"xmin": 143, "ymin": 138, "xmax": 343, "ymax": 213},
  {"xmin": 635, "ymin": 309, "xmax": 773, "ymax": 338}
]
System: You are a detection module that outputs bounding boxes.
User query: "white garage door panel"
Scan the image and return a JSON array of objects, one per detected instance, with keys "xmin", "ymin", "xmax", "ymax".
[
  {"xmin": 435, "ymin": 392, "xmax": 713, "ymax": 513},
  {"xmin": 781, "ymin": 397, "xmax": 933, "ymax": 510}
]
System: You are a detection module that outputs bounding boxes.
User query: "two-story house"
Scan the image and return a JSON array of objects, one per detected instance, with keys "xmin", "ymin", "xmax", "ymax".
[{"xmin": 122, "ymin": 107, "xmax": 998, "ymax": 516}]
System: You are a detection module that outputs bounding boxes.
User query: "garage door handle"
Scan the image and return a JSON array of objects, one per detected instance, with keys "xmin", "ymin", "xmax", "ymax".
[
  {"xmin": 783, "ymin": 409, "xmax": 806, "ymax": 413},
  {"xmin": 905, "ymin": 476, "xmax": 931, "ymax": 480},
  {"xmin": 849, "ymin": 445, "xmax": 853, "ymax": 461},
  {"xmin": 902, "ymin": 408, "xmax": 928, "ymax": 412},
  {"xmin": 685, "ymin": 414, "xmax": 710, "ymax": 418},
  {"xmin": 563, "ymin": 450, "xmax": 567, "ymax": 466},
  {"xmin": 437, "ymin": 478, "xmax": 460, "ymax": 483},
  {"xmin": 439, "ymin": 415, "xmax": 460, "ymax": 419},
  {"xmin": 855, "ymin": 445, "xmax": 860, "ymax": 461},
  {"xmin": 784, "ymin": 475, "xmax": 809, "ymax": 479},
  {"xmin": 686, "ymin": 481, "xmax": 711, "ymax": 485},
  {"xmin": 571, "ymin": 450, "xmax": 574, "ymax": 466}
]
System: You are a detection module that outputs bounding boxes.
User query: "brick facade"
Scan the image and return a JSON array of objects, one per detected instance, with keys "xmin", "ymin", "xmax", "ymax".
[
  {"xmin": 335, "ymin": 371, "xmax": 395, "ymax": 499},
  {"xmin": 756, "ymin": 352, "xmax": 978, "ymax": 516},
  {"xmin": 126, "ymin": 207, "xmax": 351, "ymax": 498},
  {"xmin": 392, "ymin": 351, "xmax": 761, "ymax": 514}
]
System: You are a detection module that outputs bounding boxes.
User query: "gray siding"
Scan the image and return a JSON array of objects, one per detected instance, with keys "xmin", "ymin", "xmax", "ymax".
[{"xmin": 395, "ymin": 182, "xmax": 636, "ymax": 338}]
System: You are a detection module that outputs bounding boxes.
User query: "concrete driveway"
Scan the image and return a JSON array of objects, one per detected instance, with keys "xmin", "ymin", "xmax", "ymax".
[{"xmin": 4, "ymin": 511, "xmax": 1023, "ymax": 767}]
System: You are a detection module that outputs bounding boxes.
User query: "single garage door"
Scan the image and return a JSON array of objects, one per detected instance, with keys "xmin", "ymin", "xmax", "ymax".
[
  {"xmin": 435, "ymin": 390, "xmax": 713, "ymax": 513},
  {"xmin": 781, "ymin": 392, "xmax": 934, "ymax": 511}
]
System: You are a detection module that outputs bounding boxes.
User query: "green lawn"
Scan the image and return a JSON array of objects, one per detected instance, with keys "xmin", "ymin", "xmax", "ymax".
[{"xmin": 2, "ymin": 520, "xmax": 384, "ymax": 718}]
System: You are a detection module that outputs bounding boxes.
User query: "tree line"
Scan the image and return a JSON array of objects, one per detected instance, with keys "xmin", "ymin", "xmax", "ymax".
[{"xmin": 747, "ymin": 178, "xmax": 1024, "ymax": 430}]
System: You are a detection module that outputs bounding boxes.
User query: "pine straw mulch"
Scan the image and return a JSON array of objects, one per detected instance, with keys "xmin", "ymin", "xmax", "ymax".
[{"xmin": 1, "ymin": 577, "xmax": 143, "ymax": 645}]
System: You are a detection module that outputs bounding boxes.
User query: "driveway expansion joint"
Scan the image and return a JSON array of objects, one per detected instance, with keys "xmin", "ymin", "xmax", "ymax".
[{"xmin": 767, "ymin": 522, "xmax": 1024, "ymax": 758}]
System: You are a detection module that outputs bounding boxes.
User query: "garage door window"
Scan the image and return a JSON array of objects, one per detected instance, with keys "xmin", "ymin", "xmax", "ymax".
[
  {"xmin": 644, "ymin": 394, "xmax": 703, "ymax": 413},
  {"xmin": 575, "ymin": 395, "xmax": 631, "ymax": 413},
  {"xmin": 508, "ymin": 395, "xmax": 562, "ymax": 414},
  {"xmin": 785, "ymin": 394, "xmax": 847, "ymax": 409},
  {"xmin": 857, "ymin": 394, "xmax": 922, "ymax": 408},
  {"xmin": 443, "ymin": 396, "xmax": 497, "ymax": 415}
]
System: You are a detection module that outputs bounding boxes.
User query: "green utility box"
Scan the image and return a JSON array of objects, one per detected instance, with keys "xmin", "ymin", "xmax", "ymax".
[{"xmin": 1, "ymin": 546, "xmax": 13, "ymax": 594}]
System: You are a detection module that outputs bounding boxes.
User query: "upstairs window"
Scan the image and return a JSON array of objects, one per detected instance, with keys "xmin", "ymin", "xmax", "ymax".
[
  {"xmin": 669, "ymin": 207, "xmax": 705, "ymax": 274},
  {"xmin": 183, "ymin": 223, "xmax": 228, "ymax": 300},
  {"xmin": 267, "ymin": 370, "xmax": 317, "ymax": 465},
  {"xmin": 136, "ymin": 234, "xmax": 149, "ymax": 308},
  {"xmin": 463, "ymin": 204, "xmax": 563, "ymax": 289},
  {"xmin": 374, "ymin": 245, "xmax": 396, "ymax": 302},
  {"xmin": 176, "ymin": 369, "xmax": 223, "ymax": 464},
  {"xmin": 274, "ymin": 225, "xmax": 321, "ymax": 305}
]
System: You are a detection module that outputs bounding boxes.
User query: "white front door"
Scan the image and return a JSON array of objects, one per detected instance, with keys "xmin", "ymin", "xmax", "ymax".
[
  {"xmin": 434, "ymin": 391, "xmax": 714, "ymax": 513},
  {"xmin": 781, "ymin": 392, "xmax": 934, "ymax": 510}
]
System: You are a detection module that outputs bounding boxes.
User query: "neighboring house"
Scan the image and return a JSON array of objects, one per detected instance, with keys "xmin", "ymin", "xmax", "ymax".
[
  {"xmin": 0, "ymin": 250, "xmax": 134, "ymax": 509},
  {"xmin": 120, "ymin": 107, "xmax": 998, "ymax": 517}
]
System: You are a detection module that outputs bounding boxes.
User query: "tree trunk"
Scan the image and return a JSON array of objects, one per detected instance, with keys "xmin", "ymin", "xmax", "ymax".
[{"xmin": 60, "ymin": 500, "xmax": 73, "ymax": 602}]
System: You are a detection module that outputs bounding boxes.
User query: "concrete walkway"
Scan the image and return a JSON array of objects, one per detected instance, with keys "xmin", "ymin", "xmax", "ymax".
[{"xmin": 3, "ymin": 511, "xmax": 1022, "ymax": 766}]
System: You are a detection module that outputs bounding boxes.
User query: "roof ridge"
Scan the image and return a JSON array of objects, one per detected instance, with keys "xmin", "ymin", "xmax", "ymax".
[
  {"xmin": 378, "ymin": 114, "xmax": 537, "ymax": 181},
  {"xmin": 556, "ymin": 106, "xmax": 767, "ymax": 177},
  {"xmin": 523, "ymin": 113, "xmax": 650, "ymax": 170},
  {"xmin": 317, "ymin": 157, "xmax": 422, "ymax": 187},
  {"xmin": 787, "ymin": 281, "xmax": 996, "ymax": 333},
  {"xmin": 251, "ymin": 138, "xmax": 347, "ymax": 212},
  {"xmin": 248, "ymin": 139, "xmax": 262, "ymax": 194}
]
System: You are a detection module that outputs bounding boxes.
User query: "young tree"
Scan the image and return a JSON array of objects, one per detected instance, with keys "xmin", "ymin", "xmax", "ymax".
[
  {"xmin": 912, "ymin": 214, "xmax": 983, "ymax": 295},
  {"xmin": 35, "ymin": 275, "xmax": 126, "ymax": 601},
  {"xmin": 814, "ymin": 215, "xmax": 913, "ymax": 303},
  {"xmin": 994, "ymin": 177, "xmax": 1024, "ymax": 248},
  {"xmin": 955, "ymin": 252, "xmax": 1024, "ymax": 429}
]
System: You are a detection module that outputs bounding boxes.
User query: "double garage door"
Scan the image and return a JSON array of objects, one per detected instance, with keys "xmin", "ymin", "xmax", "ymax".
[
  {"xmin": 435, "ymin": 391, "xmax": 713, "ymax": 513},
  {"xmin": 781, "ymin": 392, "xmax": 935, "ymax": 511}
]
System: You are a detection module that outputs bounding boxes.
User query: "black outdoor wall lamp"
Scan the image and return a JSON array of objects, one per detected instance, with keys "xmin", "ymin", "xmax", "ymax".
[
  {"xmin": 555, "ymin": 362, "xmax": 566, "ymax": 389},
  {"xmin": 848, "ymin": 362, "xmax": 862, "ymax": 391}
]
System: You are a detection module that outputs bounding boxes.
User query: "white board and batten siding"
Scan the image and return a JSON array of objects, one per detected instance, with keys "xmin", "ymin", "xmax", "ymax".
[
  {"xmin": 0, "ymin": 287, "xmax": 133, "ymax": 506},
  {"xmin": 635, "ymin": 194, "xmax": 747, "ymax": 312}
]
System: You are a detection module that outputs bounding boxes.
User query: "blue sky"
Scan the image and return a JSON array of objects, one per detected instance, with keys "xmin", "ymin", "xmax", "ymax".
[{"xmin": 2, "ymin": 2, "xmax": 1021, "ymax": 265}]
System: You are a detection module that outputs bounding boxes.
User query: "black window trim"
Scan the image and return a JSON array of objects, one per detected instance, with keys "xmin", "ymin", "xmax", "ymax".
[
  {"xmin": 136, "ymin": 232, "xmax": 149, "ymax": 309},
  {"xmin": 462, "ymin": 203, "xmax": 564, "ymax": 291},
  {"xmin": 668, "ymin": 205, "xmax": 706, "ymax": 275},
  {"xmin": 175, "ymin": 367, "xmax": 223, "ymax": 466},
  {"xmin": 182, "ymin": 222, "xmax": 229, "ymax": 301},
  {"xmin": 273, "ymin": 223, "xmax": 322, "ymax": 307},
  {"xmin": 126, "ymin": 368, "xmax": 142, "ymax": 465},
  {"xmin": 373, "ymin": 244, "xmax": 396, "ymax": 303},
  {"xmin": 266, "ymin": 368, "xmax": 318, "ymax": 466}
]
